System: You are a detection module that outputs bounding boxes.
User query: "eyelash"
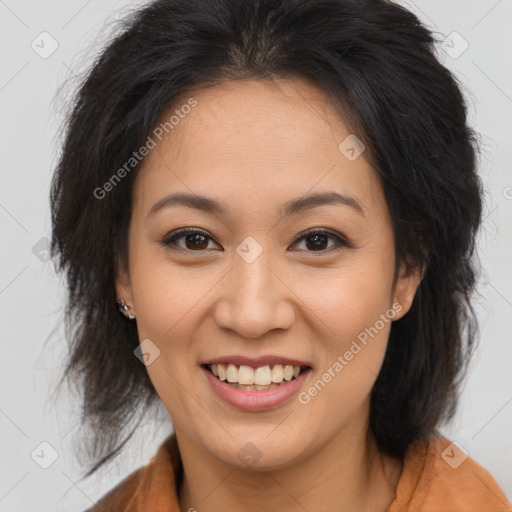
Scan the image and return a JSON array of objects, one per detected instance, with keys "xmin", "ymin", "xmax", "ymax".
[{"xmin": 161, "ymin": 227, "xmax": 352, "ymax": 254}]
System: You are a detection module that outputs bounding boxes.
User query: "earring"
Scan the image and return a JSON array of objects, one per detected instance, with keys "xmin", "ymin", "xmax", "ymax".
[{"xmin": 116, "ymin": 299, "xmax": 136, "ymax": 320}]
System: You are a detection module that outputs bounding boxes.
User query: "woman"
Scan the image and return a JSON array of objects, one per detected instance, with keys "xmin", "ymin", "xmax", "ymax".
[{"xmin": 50, "ymin": 0, "xmax": 511, "ymax": 510}]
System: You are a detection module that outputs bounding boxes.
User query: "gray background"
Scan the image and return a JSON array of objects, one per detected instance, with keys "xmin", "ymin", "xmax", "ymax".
[{"xmin": 0, "ymin": 1, "xmax": 511, "ymax": 510}]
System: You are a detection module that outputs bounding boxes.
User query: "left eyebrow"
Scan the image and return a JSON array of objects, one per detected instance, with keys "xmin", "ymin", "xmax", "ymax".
[{"xmin": 281, "ymin": 191, "xmax": 366, "ymax": 217}]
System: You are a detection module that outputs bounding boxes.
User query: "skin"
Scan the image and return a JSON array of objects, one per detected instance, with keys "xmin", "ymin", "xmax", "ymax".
[{"xmin": 116, "ymin": 77, "xmax": 422, "ymax": 512}]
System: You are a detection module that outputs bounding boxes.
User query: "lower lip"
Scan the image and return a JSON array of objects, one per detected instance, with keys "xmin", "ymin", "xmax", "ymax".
[{"xmin": 201, "ymin": 366, "xmax": 311, "ymax": 412}]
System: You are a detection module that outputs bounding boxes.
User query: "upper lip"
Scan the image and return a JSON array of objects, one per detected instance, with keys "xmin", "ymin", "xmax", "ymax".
[{"xmin": 201, "ymin": 355, "xmax": 312, "ymax": 368}]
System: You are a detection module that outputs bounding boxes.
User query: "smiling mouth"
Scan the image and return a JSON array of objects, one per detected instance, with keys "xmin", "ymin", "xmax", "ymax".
[{"xmin": 202, "ymin": 363, "xmax": 312, "ymax": 391}]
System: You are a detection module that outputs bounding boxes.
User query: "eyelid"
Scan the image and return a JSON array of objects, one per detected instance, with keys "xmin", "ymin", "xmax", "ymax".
[
  {"xmin": 161, "ymin": 227, "xmax": 352, "ymax": 252},
  {"xmin": 291, "ymin": 227, "xmax": 353, "ymax": 250},
  {"xmin": 161, "ymin": 227, "xmax": 218, "ymax": 250}
]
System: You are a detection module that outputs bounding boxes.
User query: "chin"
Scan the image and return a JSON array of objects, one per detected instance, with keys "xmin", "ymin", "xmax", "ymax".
[{"xmin": 209, "ymin": 428, "xmax": 309, "ymax": 472}]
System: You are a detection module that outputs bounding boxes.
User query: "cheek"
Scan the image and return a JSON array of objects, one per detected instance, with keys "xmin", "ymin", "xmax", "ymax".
[
  {"xmin": 296, "ymin": 258, "xmax": 395, "ymax": 341},
  {"xmin": 131, "ymin": 239, "xmax": 396, "ymax": 358},
  {"xmin": 130, "ymin": 247, "xmax": 214, "ymax": 340},
  {"xmin": 128, "ymin": 251, "xmax": 207, "ymax": 416},
  {"xmin": 293, "ymin": 256, "xmax": 395, "ymax": 399},
  {"xmin": 294, "ymin": 274, "xmax": 395, "ymax": 423},
  {"xmin": 128, "ymin": 228, "xmax": 396, "ymax": 416}
]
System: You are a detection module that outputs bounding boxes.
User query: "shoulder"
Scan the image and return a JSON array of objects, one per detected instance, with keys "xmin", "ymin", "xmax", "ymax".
[
  {"xmin": 82, "ymin": 461, "xmax": 153, "ymax": 512},
  {"xmin": 83, "ymin": 466, "xmax": 145, "ymax": 512},
  {"xmin": 81, "ymin": 434, "xmax": 181, "ymax": 512},
  {"xmin": 389, "ymin": 435, "xmax": 511, "ymax": 512}
]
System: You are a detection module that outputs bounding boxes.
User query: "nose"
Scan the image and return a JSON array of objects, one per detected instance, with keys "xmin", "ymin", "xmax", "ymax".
[{"xmin": 213, "ymin": 247, "xmax": 295, "ymax": 339}]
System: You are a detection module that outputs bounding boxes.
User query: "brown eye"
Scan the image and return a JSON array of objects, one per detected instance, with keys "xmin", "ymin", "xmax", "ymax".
[
  {"xmin": 291, "ymin": 229, "xmax": 350, "ymax": 253},
  {"xmin": 162, "ymin": 228, "xmax": 219, "ymax": 252},
  {"xmin": 182, "ymin": 232, "xmax": 209, "ymax": 250},
  {"xmin": 162, "ymin": 227, "xmax": 351, "ymax": 254}
]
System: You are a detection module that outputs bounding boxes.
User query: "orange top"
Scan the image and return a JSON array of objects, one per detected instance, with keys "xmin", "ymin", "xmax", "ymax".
[{"xmin": 85, "ymin": 434, "xmax": 511, "ymax": 512}]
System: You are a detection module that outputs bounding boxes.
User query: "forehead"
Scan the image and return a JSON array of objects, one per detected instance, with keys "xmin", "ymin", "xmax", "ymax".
[{"xmin": 132, "ymin": 78, "xmax": 384, "ymax": 217}]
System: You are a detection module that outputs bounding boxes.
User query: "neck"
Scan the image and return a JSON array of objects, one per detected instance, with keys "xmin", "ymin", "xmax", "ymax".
[{"xmin": 176, "ymin": 415, "xmax": 403, "ymax": 512}]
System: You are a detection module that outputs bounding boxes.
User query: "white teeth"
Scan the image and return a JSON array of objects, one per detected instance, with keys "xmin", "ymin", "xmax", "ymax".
[
  {"xmin": 238, "ymin": 365, "xmax": 255, "ymax": 385},
  {"xmin": 233, "ymin": 383, "xmax": 280, "ymax": 390},
  {"xmin": 270, "ymin": 364, "xmax": 284, "ymax": 383},
  {"xmin": 254, "ymin": 365, "xmax": 272, "ymax": 385},
  {"xmin": 209, "ymin": 363, "xmax": 307, "ymax": 385},
  {"xmin": 283, "ymin": 365, "xmax": 294, "ymax": 381},
  {"xmin": 226, "ymin": 363, "xmax": 238, "ymax": 383},
  {"xmin": 217, "ymin": 364, "xmax": 227, "ymax": 381}
]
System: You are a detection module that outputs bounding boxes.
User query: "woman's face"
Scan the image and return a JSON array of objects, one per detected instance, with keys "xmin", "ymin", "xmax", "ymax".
[{"xmin": 117, "ymin": 78, "xmax": 420, "ymax": 470}]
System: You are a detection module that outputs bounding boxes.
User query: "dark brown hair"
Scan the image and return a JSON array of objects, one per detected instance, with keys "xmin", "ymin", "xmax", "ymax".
[{"xmin": 50, "ymin": 0, "xmax": 483, "ymax": 478}]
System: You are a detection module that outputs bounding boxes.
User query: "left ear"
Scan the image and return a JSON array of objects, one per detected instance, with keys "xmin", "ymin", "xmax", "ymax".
[{"xmin": 391, "ymin": 260, "xmax": 424, "ymax": 321}]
